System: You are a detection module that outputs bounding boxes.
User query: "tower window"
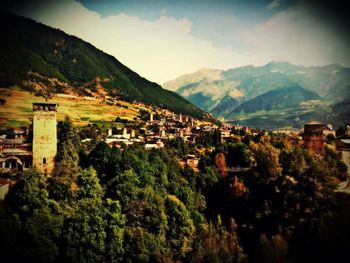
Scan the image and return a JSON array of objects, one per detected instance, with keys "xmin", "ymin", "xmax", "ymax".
[{"xmin": 43, "ymin": 158, "xmax": 46, "ymax": 164}]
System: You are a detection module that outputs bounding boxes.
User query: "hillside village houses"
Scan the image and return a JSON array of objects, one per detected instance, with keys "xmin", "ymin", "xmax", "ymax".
[
  {"xmin": 1, "ymin": 100, "xmax": 349, "ymax": 198},
  {"xmin": 0, "ymin": 100, "xmax": 264, "ymax": 182},
  {"xmin": 0, "ymin": 103, "xmax": 219, "ymax": 177}
]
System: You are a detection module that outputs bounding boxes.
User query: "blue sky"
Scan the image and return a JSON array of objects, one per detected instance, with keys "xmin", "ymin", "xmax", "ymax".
[{"xmin": 4, "ymin": 0, "xmax": 349, "ymax": 83}]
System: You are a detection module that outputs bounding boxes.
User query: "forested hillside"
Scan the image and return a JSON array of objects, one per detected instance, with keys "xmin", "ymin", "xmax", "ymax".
[{"xmin": 0, "ymin": 12, "xmax": 205, "ymax": 118}]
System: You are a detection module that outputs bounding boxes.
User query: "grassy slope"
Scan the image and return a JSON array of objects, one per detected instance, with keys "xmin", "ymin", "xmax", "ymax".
[{"xmin": 0, "ymin": 88, "xmax": 141, "ymax": 128}]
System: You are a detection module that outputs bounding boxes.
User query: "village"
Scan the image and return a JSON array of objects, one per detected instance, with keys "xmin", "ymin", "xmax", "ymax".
[{"xmin": 1, "ymin": 101, "xmax": 350, "ymax": 199}]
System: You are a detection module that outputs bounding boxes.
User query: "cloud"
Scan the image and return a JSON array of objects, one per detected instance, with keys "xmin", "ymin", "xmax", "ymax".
[
  {"xmin": 267, "ymin": 0, "xmax": 280, "ymax": 10},
  {"xmin": 243, "ymin": 6, "xmax": 350, "ymax": 67},
  {"xmin": 6, "ymin": 0, "xmax": 349, "ymax": 83},
  {"xmin": 7, "ymin": 0, "xmax": 247, "ymax": 83}
]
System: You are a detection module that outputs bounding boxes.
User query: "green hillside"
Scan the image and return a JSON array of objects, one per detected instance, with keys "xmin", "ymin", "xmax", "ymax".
[{"xmin": 0, "ymin": 12, "xmax": 205, "ymax": 119}]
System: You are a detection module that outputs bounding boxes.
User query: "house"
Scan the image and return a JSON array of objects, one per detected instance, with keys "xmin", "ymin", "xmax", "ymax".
[
  {"xmin": 180, "ymin": 154, "xmax": 199, "ymax": 170},
  {"xmin": 0, "ymin": 137, "xmax": 32, "ymax": 172},
  {"xmin": 145, "ymin": 140, "xmax": 164, "ymax": 150}
]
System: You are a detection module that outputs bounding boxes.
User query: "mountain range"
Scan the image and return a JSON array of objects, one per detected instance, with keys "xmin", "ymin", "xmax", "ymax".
[
  {"xmin": 0, "ymin": 13, "xmax": 205, "ymax": 119},
  {"xmin": 163, "ymin": 62, "xmax": 350, "ymax": 129}
]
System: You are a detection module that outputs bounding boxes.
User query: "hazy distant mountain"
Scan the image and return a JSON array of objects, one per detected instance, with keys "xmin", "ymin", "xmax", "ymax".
[
  {"xmin": 211, "ymin": 95, "xmax": 239, "ymax": 118},
  {"xmin": 164, "ymin": 68, "xmax": 223, "ymax": 91},
  {"xmin": 163, "ymin": 68, "xmax": 243, "ymax": 112},
  {"xmin": 163, "ymin": 61, "xmax": 350, "ymax": 128},
  {"xmin": 232, "ymin": 84, "xmax": 320, "ymax": 114},
  {"xmin": 331, "ymin": 99, "xmax": 350, "ymax": 126},
  {"xmin": 0, "ymin": 12, "xmax": 205, "ymax": 119}
]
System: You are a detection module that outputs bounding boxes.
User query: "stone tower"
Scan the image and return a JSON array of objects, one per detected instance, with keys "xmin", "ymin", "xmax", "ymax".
[
  {"xmin": 303, "ymin": 122, "xmax": 324, "ymax": 154},
  {"xmin": 32, "ymin": 102, "xmax": 58, "ymax": 174}
]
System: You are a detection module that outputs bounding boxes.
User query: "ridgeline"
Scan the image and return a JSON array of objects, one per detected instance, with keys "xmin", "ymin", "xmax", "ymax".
[{"xmin": 0, "ymin": 12, "xmax": 205, "ymax": 119}]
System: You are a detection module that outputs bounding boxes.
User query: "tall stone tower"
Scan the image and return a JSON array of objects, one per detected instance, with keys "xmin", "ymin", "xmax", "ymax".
[
  {"xmin": 32, "ymin": 102, "xmax": 58, "ymax": 174},
  {"xmin": 303, "ymin": 122, "xmax": 324, "ymax": 154}
]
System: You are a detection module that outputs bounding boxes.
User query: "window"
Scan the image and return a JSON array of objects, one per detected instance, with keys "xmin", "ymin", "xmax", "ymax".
[{"xmin": 43, "ymin": 158, "xmax": 46, "ymax": 164}]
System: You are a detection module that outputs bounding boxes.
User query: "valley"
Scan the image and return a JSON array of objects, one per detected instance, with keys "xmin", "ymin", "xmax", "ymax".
[{"xmin": 163, "ymin": 62, "xmax": 350, "ymax": 129}]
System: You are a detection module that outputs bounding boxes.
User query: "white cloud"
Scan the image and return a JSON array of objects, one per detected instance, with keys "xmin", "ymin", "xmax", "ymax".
[
  {"xmin": 267, "ymin": 0, "xmax": 280, "ymax": 10},
  {"xmin": 243, "ymin": 7, "xmax": 349, "ymax": 67},
  {"xmin": 9, "ymin": 0, "xmax": 349, "ymax": 83},
  {"xmin": 10, "ymin": 0, "xmax": 247, "ymax": 83}
]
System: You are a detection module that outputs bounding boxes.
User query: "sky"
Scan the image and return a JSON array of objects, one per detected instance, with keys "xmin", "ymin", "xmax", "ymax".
[{"xmin": 3, "ymin": 0, "xmax": 350, "ymax": 84}]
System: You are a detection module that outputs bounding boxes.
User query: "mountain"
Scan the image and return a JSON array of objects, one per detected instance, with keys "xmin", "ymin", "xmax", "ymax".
[
  {"xmin": 164, "ymin": 68, "xmax": 223, "ymax": 91},
  {"xmin": 211, "ymin": 95, "xmax": 238, "ymax": 118},
  {"xmin": 331, "ymin": 99, "xmax": 350, "ymax": 126},
  {"xmin": 163, "ymin": 68, "xmax": 243, "ymax": 112},
  {"xmin": 325, "ymin": 68, "xmax": 350, "ymax": 100},
  {"xmin": 0, "ymin": 12, "xmax": 205, "ymax": 119},
  {"xmin": 232, "ymin": 84, "xmax": 320, "ymax": 113},
  {"xmin": 225, "ymin": 84, "xmax": 328, "ymax": 129},
  {"xmin": 163, "ymin": 61, "xmax": 350, "ymax": 128}
]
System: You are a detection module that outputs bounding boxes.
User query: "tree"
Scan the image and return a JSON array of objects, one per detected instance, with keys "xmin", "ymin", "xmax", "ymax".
[
  {"xmin": 107, "ymin": 169, "xmax": 140, "ymax": 206},
  {"xmin": 62, "ymin": 167, "xmax": 112, "ymax": 262},
  {"xmin": 165, "ymin": 195, "xmax": 195, "ymax": 258},
  {"xmin": 56, "ymin": 116, "xmax": 81, "ymax": 167},
  {"xmin": 188, "ymin": 217, "xmax": 245, "ymax": 263},
  {"xmin": 62, "ymin": 199, "xmax": 107, "ymax": 262},
  {"xmin": 215, "ymin": 152, "xmax": 227, "ymax": 177},
  {"xmin": 2, "ymin": 169, "xmax": 64, "ymax": 262},
  {"xmin": 104, "ymin": 198, "xmax": 125, "ymax": 262},
  {"xmin": 250, "ymin": 141, "xmax": 281, "ymax": 177},
  {"xmin": 226, "ymin": 142, "xmax": 251, "ymax": 167},
  {"xmin": 6, "ymin": 168, "xmax": 48, "ymax": 216},
  {"xmin": 280, "ymin": 145, "xmax": 307, "ymax": 177},
  {"xmin": 87, "ymin": 141, "xmax": 122, "ymax": 184}
]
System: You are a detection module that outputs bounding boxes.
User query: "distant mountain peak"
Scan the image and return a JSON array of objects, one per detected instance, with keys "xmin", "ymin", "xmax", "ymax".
[
  {"xmin": 164, "ymin": 60, "xmax": 350, "ymax": 128},
  {"xmin": 162, "ymin": 68, "xmax": 222, "ymax": 92},
  {"xmin": 264, "ymin": 61, "xmax": 293, "ymax": 67},
  {"xmin": 231, "ymin": 83, "xmax": 320, "ymax": 114}
]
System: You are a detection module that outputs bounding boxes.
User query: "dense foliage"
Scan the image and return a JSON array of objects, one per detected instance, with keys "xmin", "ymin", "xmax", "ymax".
[
  {"xmin": 0, "ymin": 12, "xmax": 205, "ymax": 118},
  {"xmin": 0, "ymin": 120, "xmax": 349, "ymax": 262}
]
